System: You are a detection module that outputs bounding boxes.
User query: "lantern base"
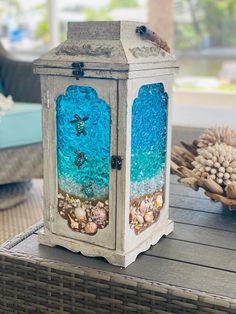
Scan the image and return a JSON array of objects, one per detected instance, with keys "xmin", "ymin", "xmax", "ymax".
[{"xmin": 38, "ymin": 219, "xmax": 174, "ymax": 267}]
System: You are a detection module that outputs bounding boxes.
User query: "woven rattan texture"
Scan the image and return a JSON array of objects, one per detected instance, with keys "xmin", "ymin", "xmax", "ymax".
[
  {"xmin": 0, "ymin": 181, "xmax": 33, "ymax": 210},
  {"xmin": 0, "ymin": 180, "xmax": 43, "ymax": 244},
  {"xmin": 0, "ymin": 249, "xmax": 235, "ymax": 314},
  {"xmin": 0, "ymin": 143, "xmax": 43, "ymax": 185}
]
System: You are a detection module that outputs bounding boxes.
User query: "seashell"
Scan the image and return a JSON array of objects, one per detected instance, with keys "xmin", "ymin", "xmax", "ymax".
[
  {"xmin": 136, "ymin": 215, "xmax": 144, "ymax": 224},
  {"xmin": 91, "ymin": 207, "xmax": 108, "ymax": 226},
  {"xmin": 129, "ymin": 210, "xmax": 137, "ymax": 223},
  {"xmin": 84, "ymin": 222, "xmax": 97, "ymax": 234},
  {"xmin": 139, "ymin": 201, "xmax": 148, "ymax": 215},
  {"xmin": 68, "ymin": 215, "xmax": 79, "ymax": 229},
  {"xmin": 156, "ymin": 194, "xmax": 163, "ymax": 208},
  {"xmin": 74, "ymin": 207, "xmax": 87, "ymax": 221},
  {"xmin": 63, "ymin": 201, "xmax": 74, "ymax": 210},
  {"xmin": 144, "ymin": 211, "xmax": 154, "ymax": 224},
  {"xmin": 96, "ymin": 201, "xmax": 104, "ymax": 208},
  {"xmin": 58, "ymin": 193, "xmax": 65, "ymax": 200}
]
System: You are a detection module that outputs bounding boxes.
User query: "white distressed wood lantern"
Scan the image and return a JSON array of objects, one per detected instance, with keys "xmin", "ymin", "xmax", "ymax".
[{"xmin": 34, "ymin": 21, "xmax": 178, "ymax": 267}]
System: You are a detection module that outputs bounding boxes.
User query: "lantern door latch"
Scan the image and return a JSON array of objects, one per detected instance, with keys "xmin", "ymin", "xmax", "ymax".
[
  {"xmin": 71, "ymin": 62, "xmax": 84, "ymax": 80},
  {"xmin": 111, "ymin": 155, "xmax": 122, "ymax": 170}
]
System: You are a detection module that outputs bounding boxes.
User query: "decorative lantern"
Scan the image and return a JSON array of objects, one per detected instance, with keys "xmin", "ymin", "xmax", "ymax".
[{"xmin": 34, "ymin": 21, "xmax": 178, "ymax": 267}]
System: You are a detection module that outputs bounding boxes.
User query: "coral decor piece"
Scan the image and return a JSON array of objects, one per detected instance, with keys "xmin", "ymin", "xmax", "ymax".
[
  {"xmin": 192, "ymin": 143, "xmax": 236, "ymax": 186},
  {"xmin": 171, "ymin": 127, "xmax": 236, "ymax": 211},
  {"xmin": 197, "ymin": 127, "xmax": 236, "ymax": 148}
]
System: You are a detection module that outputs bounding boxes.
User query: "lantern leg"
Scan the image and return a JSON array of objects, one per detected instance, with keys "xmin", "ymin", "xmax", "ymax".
[{"xmin": 38, "ymin": 220, "xmax": 174, "ymax": 267}]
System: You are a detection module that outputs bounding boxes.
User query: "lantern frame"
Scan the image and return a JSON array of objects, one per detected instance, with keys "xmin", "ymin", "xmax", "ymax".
[{"xmin": 34, "ymin": 21, "xmax": 178, "ymax": 267}]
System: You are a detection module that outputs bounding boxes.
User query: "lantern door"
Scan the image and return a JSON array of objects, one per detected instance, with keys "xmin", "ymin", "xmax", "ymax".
[
  {"xmin": 44, "ymin": 76, "xmax": 117, "ymax": 249},
  {"xmin": 127, "ymin": 78, "xmax": 171, "ymax": 239}
]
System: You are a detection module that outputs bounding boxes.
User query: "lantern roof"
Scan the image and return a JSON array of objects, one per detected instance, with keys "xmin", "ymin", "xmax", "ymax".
[{"xmin": 34, "ymin": 21, "xmax": 178, "ymax": 78}]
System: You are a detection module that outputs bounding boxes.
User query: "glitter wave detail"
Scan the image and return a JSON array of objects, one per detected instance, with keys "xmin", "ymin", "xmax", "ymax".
[
  {"xmin": 131, "ymin": 83, "xmax": 168, "ymax": 187},
  {"xmin": 56, "ymin": 85, "xmax": 111, "ymax": 201},
  {"xmin": 130, "ymin": 83, "xmax": 168, "ymax": 234}
]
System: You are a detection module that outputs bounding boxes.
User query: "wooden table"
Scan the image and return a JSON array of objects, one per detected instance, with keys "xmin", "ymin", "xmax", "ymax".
[{"xmin": 1, "ymin": 127, "xmax": 236, "ymax": 313}]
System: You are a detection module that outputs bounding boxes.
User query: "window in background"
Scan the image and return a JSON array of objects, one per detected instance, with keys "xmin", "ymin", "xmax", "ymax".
[
  {"xmin": 0, "ymin": 0, "xmax": 47, "ymax": 56},
  {"xmin": 0, "ymin": 0, "xmax": 148, "ymax": 59},
  {"xmin": 174, "ymin": 0, "xmax": 236, "ymax": 92}
]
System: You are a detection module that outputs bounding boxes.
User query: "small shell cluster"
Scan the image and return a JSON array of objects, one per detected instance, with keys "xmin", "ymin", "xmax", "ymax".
[
  {"xmin": 58, "ymin": 192, "xmax": 109, "ymax": 235},
  {"xmin": 129, "ymin": 190, "xmax": 164, "ymax": 235},
  {"xmin": 193, "ymin": 143, "xmax": 236, "ymax": 187},
  {"xmin": 198, "ymin": 127, "xmax": 236, "ymax": 148}
]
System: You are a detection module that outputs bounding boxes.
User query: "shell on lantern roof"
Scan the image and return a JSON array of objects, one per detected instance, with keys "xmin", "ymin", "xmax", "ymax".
[{"xmin": 34, "ymin": 21, "xmax": 178, "ymax": 79}]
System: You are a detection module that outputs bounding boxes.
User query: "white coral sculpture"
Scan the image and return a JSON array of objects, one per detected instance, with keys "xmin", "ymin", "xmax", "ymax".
[
  {"xmin": 171, "ymin": 128, "xmax": 236, "ymax": 211},
  {"xmin": 192, "ymin": 143, "xmax": 236, "ymax": 187},
  {"xmin": 197, "ymin": 127, "xmax": 236, "ymax": 148}
]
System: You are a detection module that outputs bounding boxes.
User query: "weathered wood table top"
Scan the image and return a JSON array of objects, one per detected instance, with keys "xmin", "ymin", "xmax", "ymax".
[
  {"xmin": 1, "ymin": 127, "xmax": 236, "ymax": 313},
  {"xmin": 3, "ymin": 176, "xmax": 236, "ymax": 297}
]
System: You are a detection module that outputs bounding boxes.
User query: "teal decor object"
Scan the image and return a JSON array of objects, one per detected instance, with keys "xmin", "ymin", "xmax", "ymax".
[
  {"xmin": 129, "ymin": 83, "xmax": 168, "ymax": 234},
  {"xmin": 56, "ymin": 85, "xmax": 110, "ymax": 235},
  {"xmin": 0, "ymin": 103, "xmax": 42, "ymax": 149}
]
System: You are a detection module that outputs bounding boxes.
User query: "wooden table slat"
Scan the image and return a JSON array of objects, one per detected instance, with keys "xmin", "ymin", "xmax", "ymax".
[
  {"xmin": 170, "ymin": 194, "xmax": 229, "ymax": 215},
  {"xmin": 147, "ymin": 237, "xmax": 236, "ymax": 273},
  {"xmin": 170, "ymin": 207, "xmax": 236, "ymax": 233},
  {"xmin": 170, "ymin": 183, "xmax": 207, "ymax": 199},
  {"xmin": 168, "ymin": 222, "xmax": 236, "ymax": 251}
]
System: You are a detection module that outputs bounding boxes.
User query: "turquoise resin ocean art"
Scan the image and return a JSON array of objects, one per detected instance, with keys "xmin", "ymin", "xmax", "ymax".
[
  {"xmin": 129, "ymin": 83, "xmax": 168, "ymax": 234},
  {"xmin": 56, "ymin": 86, "xmax": 110, "ymax": 235}
]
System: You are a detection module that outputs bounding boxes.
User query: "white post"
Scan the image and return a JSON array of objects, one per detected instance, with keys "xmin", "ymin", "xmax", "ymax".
[
  {"xmin": 148, "ymin": 0, "xmax": 174, "ymax": 50},
  {"xmin": 47, "ymin": 0, "xmax": 60, "ymax": 48}
]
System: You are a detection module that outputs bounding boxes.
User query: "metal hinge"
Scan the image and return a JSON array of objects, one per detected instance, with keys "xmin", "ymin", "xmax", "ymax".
[
  {"xmin": 72, "ymin": 62, "xmax": 84, "ymax": 80},
  {"xmin": 111, "ymin": 155, "xmax": 122, "ymax": 170}
]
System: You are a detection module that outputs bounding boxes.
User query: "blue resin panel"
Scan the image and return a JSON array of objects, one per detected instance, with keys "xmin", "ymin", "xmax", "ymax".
[
  {"xmin": 56, "ymin": 85, "xmax": 110, "ymax": 235},
  {"xmin": 129, "ymin": 83, "xmax": 168, "ymax": 235}
]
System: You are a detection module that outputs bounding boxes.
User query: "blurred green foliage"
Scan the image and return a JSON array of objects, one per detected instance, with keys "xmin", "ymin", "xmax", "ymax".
[
  {"xmin": 175, "ymin": 23, "xmax": 202, "ymax": 49},
  {"xmin": 35, "ymin": 19, "xmax": 49, "ymax": 42},
  {"xmin": 83, "ymin": 0, "xmax": 138, "ymax": 21},
  {"xmin": 109, "ymin": 0, "xmax": 138, "ymax": 9},
  {"xmin": 201, "ymin": 0, "xmax": 236, "ymax": 47},
  {"xmin": 175, "ymin": 0, "xmax": 236, "ymax": 49},
  {"xmin": 83, "ymin": 7, "xmax": 112, "ymax": 21}
]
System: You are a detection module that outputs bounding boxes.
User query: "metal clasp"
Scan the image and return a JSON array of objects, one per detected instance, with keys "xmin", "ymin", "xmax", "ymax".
[
  {"xmin": 111, "ymin": 155, "xmax": 122, "ymax": 170},
  {"xmin": 71, "ymin": 62, "xmax": 84, "ymax": 80}
]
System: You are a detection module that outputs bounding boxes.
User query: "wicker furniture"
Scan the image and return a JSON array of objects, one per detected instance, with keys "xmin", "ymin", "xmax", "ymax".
[
  {"xmin": 1, "ymin": 172, "xmax": 236, "ymax": 313},
  {"xmin": 0, "ymin": 42, "xmax": 42, "ymax": 207},
  {"xmin": 0, "ymin": 42, "xmax": 42, "ymax": 183}
]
